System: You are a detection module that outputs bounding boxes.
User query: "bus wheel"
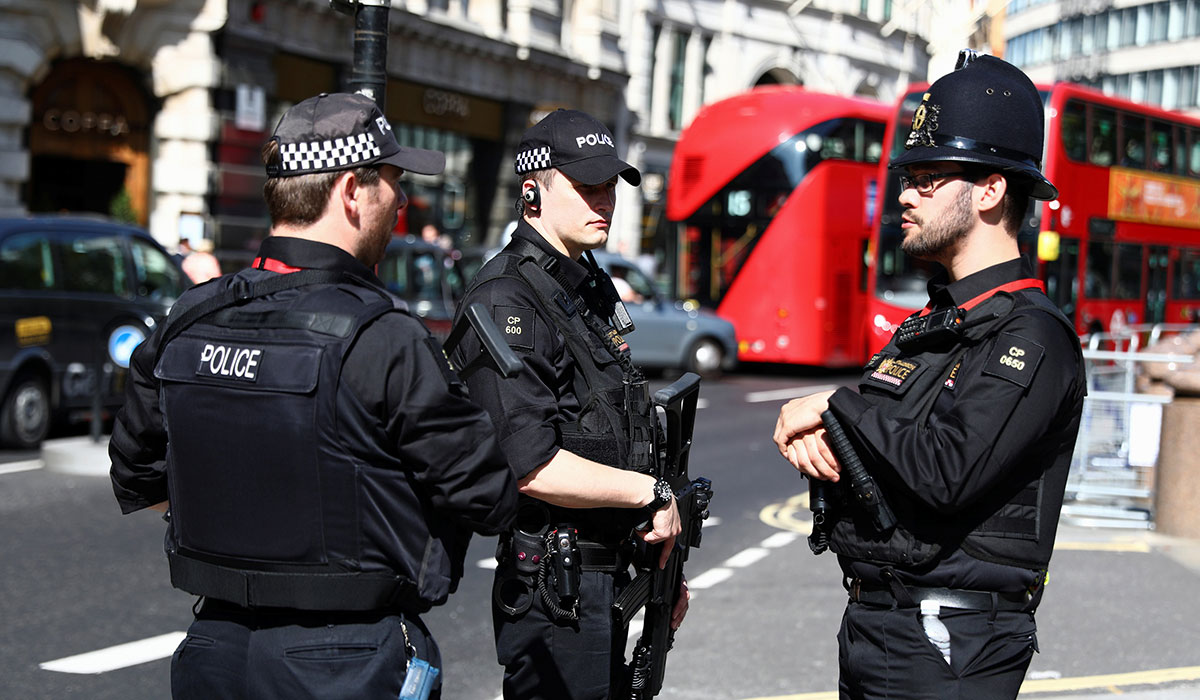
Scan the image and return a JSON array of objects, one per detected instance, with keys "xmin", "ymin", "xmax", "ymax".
[
  {"xmin": 687, "ymin": 338, "xmax": 725, "ymax": 378},
  {"xmin": 1, "ymin": 375, "xmax": 51, "ymax": 449}
]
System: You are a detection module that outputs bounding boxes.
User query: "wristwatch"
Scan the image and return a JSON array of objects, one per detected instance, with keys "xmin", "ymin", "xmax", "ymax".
[{"xmin": 644, "ymin": 478, "xmax": 673, "ymax": 513}]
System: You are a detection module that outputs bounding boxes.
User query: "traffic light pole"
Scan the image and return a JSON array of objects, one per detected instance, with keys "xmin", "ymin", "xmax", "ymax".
[{"xmin": 331, "ymin": 0, "xmax": 392, "ymax": 107}]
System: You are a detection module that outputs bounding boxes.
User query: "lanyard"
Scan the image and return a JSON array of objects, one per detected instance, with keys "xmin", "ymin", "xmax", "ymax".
[{"xmin": 918, "ymin": 278, "xmax": 1044, "ymax": 318}]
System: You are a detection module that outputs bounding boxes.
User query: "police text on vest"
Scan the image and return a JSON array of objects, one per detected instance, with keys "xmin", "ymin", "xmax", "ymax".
[{"xmin": 197, "ymin": 343, "xmax": 263, "ymax": 381}]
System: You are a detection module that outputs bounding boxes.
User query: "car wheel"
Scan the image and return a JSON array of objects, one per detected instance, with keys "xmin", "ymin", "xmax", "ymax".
[
  {"xmin": 1, "ymin": 375, "xmax": 51, "ymax": 449},
  {"xmin": 686, "ymin": 337, "xmax": 725, "ymax": 378}
]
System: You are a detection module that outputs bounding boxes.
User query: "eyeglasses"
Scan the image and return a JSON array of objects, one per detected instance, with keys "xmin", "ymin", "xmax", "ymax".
[{"xmin": 897, "ymin": 171, "xmax": 976, "ymax": 195}]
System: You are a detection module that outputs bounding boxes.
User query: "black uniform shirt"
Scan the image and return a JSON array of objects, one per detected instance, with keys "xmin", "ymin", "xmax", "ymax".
[
  {"xmin": 828, "ymin": 257, "xmax": 1086, "ymax": 590},
  {"xmin": 110, "ymin": 236, "xmax": 517, "ymax": 536},
  {"xmin": 452, "ymin": 221, "xmax": 597, "ymax": 480}
]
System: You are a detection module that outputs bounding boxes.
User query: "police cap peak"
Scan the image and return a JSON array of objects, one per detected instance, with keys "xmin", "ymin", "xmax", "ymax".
[{"xmin": 890, "ymin": 51, "xmax": 1058, "ymax": 201}]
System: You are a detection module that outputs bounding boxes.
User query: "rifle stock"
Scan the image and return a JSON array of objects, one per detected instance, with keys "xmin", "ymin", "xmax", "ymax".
[{"xmin": 612, "ymin": 372, "xmax": 713, "ymax": 699}]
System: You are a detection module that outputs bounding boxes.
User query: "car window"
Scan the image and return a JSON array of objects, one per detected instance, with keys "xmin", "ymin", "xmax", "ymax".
[
  {"xmin": 622, "ymin": 265, "xmax": 658, "ymax": 301},
  {"xmin": 444, "ymin": 257, "xmax": 464, "ymax": 301},
  {"xmin": 379, "ymin": 249, "xmax": 410, "ymax": 296},
  {"xmin": 412, "ymin": 251, "xmax": 440, "ymax": 300},
  {"xmin": 58, "ymin": 233, "xmax": 128, "ymax": 296},
  {"xmin": 130, "ymin": 237, "xmax": 187, "ymax": 303},
  {"xmin": 0, "ymin": 232, "xmax": 55, "ymax": 290}
]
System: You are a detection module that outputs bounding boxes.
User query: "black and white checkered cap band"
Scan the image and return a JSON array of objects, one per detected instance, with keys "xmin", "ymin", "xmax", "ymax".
[
  {"xmin": 514, "ymin": 146, "xmax": 552, "ymax": 174},
  {"xmin": 280, "ymin": 132, "xmax": 381, "ymax": 173}
]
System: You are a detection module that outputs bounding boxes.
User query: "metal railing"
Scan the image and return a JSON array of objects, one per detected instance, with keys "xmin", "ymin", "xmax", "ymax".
[{"xmin": 1063, "ymin": 323, "xmax": 1199, "ymax": 529}]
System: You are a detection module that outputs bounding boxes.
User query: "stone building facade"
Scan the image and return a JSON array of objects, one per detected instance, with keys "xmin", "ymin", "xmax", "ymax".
[{"xmin": 1, "ymin": 0, "xmax": 944, "ymax": 263}]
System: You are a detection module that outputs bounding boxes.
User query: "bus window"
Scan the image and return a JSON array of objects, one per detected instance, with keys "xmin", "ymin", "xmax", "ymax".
[
  {"xmin": 1173, "ymin": 248, "xmax": 1200, "ymax": 300},
  {"xmin": 1150, "ymin": 121, "xmax": 1174, "ymax": 173},
  {"xmin": 1190, "ymin": 128, "xmax": 1200, "ymax": 177},
  {"xmin": 1120, "ymin": 113, "xmax": 1147, "ymax": 168},
  {"xmin": 1115, "ymin": 243, "xmax": 1143, "ymax": 300},
  {"xmin": 1062, "ymin": 100, "xmax": 1087, "ymax": 162},
  {"xmin": 1086, "ymin": 239, "xmax": 1114, "ymax": 298},
  {"xmin": 864, "ymin": 120, "xmax": 885, "ymax": 164},
  {"xmin": 1090, "ymin": 107, "xmax": 1116, "ymax": 166}
]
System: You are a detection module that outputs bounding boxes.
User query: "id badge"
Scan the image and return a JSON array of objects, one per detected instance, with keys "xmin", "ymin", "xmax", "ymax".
[{"xmin": 399, "ymin": 657, "xmax": 440, "ymax": 700}]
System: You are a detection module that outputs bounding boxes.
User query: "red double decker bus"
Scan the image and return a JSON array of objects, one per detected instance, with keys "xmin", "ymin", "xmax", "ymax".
[
  {"xmin": 874, "ymin": 82, "xmax": 1200, "ymax": 338},
  {"xmin": 666, "ymin": 87, "xmax": 889, "ymax": 367}
]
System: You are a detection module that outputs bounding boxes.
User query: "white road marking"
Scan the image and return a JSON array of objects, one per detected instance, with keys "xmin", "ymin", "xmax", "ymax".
[
  {"xmin": 477, "ymin": 557, "xmax": 499, "ymax": 570},
  {"xmin": 724, "ymin": 547, "xmax": 770, "ymax": 568},
  {"xmin": 687, "ymin": 567, "xmax": 734, "ymax": 589},
  {"xmin": 745, "ymin": 385, "xmax": 839, "ymax": 403},
  {"xmin": 696, "ymin": 398, "xmax": 709, "ymax": 409},
  {"xmin": 0, "ymin": 460, "xmax": 43, "ymax": 475},
  {"xmin": 40, "ymin": 632, "xmax": 187, "ymax": 674},
  {"xmin": 761, "ymin": 531, "xmax": 799, "ymax": 548}
]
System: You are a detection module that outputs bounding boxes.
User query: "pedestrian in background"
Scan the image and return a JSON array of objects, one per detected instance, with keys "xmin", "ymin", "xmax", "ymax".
[
  {"xmin": 773, "ymin": 52, "xmax": 1087, "ymax": 700},
  {"xmin": 450, "ymin": 109, "xmax": 689, "ymax": 700},
  {"xmin": 109, "ymin": 92, "xmax": 518, "ymax": 699},
  {"xmin": 180, "ymin": 237, "xmax": 222, "ymax": 284}
]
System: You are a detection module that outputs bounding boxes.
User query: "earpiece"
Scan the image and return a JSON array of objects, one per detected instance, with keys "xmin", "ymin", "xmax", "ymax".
[{"xmin": 522, "ymin": 185, "xmax": 540, "ymax": 209}]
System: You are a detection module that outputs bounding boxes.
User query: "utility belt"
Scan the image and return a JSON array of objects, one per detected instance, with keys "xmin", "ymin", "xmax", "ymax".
[
  {"xmin": 168, "ymin": 549, "xmax": 426, "ymax": 614},
  {"xmin": 846, "ymin": 576, "xmax": 1041, "ymax": 614},
  {"xmin": 493, "ymin": 502, "xmax": 631, "ymax": 621}
]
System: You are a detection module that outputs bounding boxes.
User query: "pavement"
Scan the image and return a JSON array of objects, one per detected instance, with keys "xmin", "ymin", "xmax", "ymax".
[{"xmin": 34, "ymin": 436, "xmax": 1200, "ymax": 699}]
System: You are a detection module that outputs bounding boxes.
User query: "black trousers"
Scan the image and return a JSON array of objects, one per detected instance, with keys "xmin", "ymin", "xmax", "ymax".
[
  {"xmin": 837, "ymin": 601, "xmax": 1037, "ymax": 700},
  {"xmin": 171, "ymin": 600, "xmax": 440, "ymax": 699},
  {"xmin": 494, "ymin": 569, "xmax": 632, "ymax": 700}
]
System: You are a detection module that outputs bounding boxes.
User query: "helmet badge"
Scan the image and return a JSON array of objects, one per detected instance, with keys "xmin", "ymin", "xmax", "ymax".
[{"xmin": 906, "ymin": 92, "xmax": 941, "ymax": 150}]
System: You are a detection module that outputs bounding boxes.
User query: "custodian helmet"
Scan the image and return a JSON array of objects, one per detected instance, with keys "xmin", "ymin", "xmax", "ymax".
[{"xmin": 890, "ymin": 50, "xmax": 1058, "ymax": 201}]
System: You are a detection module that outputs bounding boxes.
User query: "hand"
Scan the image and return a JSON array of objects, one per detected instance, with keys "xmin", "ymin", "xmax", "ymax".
[
  {"xmin": 774, "ymin": 390, "xmax": 840, "ymax": 481},
  {"xmin": 671, "ymin": 577, "xmax": 690, "ymax": 630},
  {"xmin": 785, "ymin": 427, "xmax": 841, "ymax": 482},
  {"xmin": 638, "ymin": 497, "xmax": 681, "ymax": 569}
]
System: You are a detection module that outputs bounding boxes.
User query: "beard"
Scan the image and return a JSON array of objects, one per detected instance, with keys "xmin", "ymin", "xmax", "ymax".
[{"xmin": 901, "ymin": 182, "xmax": 974, "ymax": 260}]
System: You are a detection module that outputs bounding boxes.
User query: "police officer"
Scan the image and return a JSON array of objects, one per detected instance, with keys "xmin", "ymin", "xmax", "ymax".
[
  {"xmin": 772, "ymin": 53, "xmax": 1087, "ymax": 700},
  {"xmin": 449, "ymin": 109, "xmax": 688, "ymax": 700},
  {"xmin": 109, "ymin": 92, "xmax": 518, "ymax": 699}
]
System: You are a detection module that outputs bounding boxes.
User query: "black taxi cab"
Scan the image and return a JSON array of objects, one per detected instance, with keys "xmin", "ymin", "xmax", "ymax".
[{"xmin": 0, "ymin": 216, "xmax": 188, "ymax": 448}]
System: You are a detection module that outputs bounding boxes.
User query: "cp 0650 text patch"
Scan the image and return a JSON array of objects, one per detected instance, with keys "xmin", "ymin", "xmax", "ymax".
[{"xmin": 982, "ymin": 332, "xmax": 1044, "ymax": 388}]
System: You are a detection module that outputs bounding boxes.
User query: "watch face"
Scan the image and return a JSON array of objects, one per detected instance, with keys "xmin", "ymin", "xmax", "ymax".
[{"xmin": 654, "ymin": 479, "xmax": 672, "ymax": 504}]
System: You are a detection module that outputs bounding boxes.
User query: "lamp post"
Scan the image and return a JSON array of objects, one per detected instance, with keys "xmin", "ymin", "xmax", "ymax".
[{"xmin": 331, "ymin": 0, "xmax": 392, "ymax": 107}]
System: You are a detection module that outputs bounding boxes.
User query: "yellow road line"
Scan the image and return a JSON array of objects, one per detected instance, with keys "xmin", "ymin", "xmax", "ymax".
[
  {"xmin": 1054, "ymin": 540, "xmax": 1152, "ymax": 553},
  {"xmin": 740, "ymin": 665, "xmax": 1200, "ymax": 700},
  {"xmin": 759, "ymin": 493, "xmax": 811, "ymax": 535}
]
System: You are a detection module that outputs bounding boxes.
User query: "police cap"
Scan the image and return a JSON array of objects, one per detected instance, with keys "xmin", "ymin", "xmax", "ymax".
[
  {"xmin": 890, "ymin": 51, "xmax": 1058, "ymax": 201},
  {"xmin": 266, "ymin": 92, "xmax": 445, "ymax": 178},
  {"xmin": 515, "ymin": 109, "xmax": 641, "ymax": 186}
]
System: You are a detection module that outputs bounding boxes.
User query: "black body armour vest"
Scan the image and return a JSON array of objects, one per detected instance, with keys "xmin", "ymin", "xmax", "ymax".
[
  {"xmin": 827, "ymin": 290, "xmax": 1084, "ymax": 571},
  {"xmin": 463, "ymin": 238, "xmax": 657, "ymax": 542},
  {"xmin": 154, "ymin": 268, "xmax": 447, "ymax": 612}
]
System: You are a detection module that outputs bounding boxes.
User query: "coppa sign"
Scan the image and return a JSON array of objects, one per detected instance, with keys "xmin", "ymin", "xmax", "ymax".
[{"xmin": 196, "ymin": 343, "xmax": 263, "ymax": 382}]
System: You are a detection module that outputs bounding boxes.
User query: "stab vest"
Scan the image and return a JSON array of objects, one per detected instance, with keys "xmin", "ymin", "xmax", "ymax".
[
  {"xmin": 461, "ymin": 236, "xmax": 657, "ymax": 541},
  {"xmin": 153, "ymin": 268, "xmax": 442, "ymax": 612},
  {"xmin": 828, "ymin": 289, "xmax": 1085, "ymax": 571}
]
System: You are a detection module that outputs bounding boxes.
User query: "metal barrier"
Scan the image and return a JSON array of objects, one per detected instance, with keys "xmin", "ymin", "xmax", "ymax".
[{"xmin": 1063, "ymin": 324, "xmax": 1198, "ymax": 529}]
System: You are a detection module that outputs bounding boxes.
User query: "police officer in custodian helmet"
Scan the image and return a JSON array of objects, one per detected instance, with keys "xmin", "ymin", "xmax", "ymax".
[
  {"xmin": 449, "ymin": 109, "xmax": 690, "ymax": 700},
  {"xmin": 110, "ymin": 93, "xmax": 518, "ymax": 699},
  {"xmin": 773, "ymin": 52, "xmax": 1087, "ymax": 700}
]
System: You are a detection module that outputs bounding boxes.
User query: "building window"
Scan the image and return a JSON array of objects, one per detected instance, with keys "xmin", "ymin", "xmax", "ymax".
[{"xmin": 668, "ymin": 31, "xmax": 687, "ymax": 131}]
